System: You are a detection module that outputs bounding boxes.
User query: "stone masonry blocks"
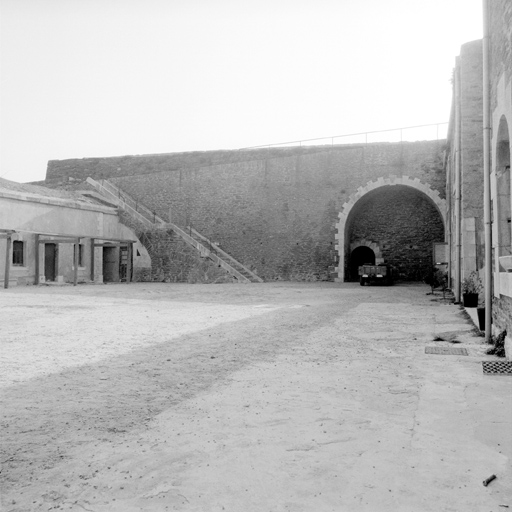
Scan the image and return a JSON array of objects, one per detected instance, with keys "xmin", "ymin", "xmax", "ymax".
[
  {"xmin": 46, "ymin": 140, "xmax": 446, "ymax": 282},
  {"xmin": 335, "ymin": 174, "xmax": 447, "ymax": 281}
]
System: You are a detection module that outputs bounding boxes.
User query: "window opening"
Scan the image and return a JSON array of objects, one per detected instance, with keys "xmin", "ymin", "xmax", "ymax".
[{"xmin": 12, "ymin": 241, "xmax": 24, "ymax": 266}]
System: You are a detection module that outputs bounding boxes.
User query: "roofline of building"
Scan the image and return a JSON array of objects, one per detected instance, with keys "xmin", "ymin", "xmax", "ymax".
[{"xmin": 0, "ymin": 188, "xmax": 118, "ymax": 214}]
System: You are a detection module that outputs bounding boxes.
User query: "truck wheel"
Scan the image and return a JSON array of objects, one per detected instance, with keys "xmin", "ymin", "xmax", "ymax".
[{"xmin": 359, "ymin": 277, "xmax": 365, "ymax": 286}]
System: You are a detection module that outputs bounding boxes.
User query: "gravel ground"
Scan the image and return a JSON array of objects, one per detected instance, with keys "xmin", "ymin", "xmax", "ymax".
[{"xmin": 1, "ymin": 282, "xmax": 510, "ymax": 511}]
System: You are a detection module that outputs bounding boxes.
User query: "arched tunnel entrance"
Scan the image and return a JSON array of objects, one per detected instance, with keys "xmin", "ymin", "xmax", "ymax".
[
  {"xmin": 348, "ymin": 246, "xmax": 376, "ymax": 281},
  {"xmin": 336, "ymin": 181, "xmax": 445, "ymax": 282}
]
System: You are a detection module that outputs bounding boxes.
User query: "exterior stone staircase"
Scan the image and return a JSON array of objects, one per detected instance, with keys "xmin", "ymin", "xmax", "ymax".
[
  {"xmin": 185, "ymin": 226, "xmax": 263, "ymax": 283},
  {"xmin": 84, "ymin": 178, "xmax": 263, "ymax": 283}
]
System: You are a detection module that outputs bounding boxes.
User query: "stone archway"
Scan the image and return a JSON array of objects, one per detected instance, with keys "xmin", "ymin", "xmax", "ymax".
[
  {"xmin": 334, "ymin": 176, "xmax": 447, "ymax": 282},
  {"xmin": 350, "ymin": 239, "xmax": 383, "ymax": 260},
  {"xmin": 495, "ymin": 115, "xmax": 511, "ymax": 259},
  {"xmin": 348, "ymin": 244, "xmax": 375, "ymax": 282}
]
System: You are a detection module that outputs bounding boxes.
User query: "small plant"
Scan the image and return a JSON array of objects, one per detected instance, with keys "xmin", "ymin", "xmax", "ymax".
[
  {"xmin": 486, "ymin": 330, "xmax": 507, "ymax": 357},
  {"xmin": 424, "ymin": 267, "xmax": 448, "ymax": 296},
  {"xmin": 462, "ymin": 271, "xmax": 483, "ymax": 294}
]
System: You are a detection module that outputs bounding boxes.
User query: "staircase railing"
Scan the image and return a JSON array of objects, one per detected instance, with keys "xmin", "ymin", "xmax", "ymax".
[
  {"xmin": 85, "ymin": 177, "xmax": 259, "ymax": 283},
  {"xmin": 165, "ymin": 223, "xmax": 253, "ymax": 283},
  {"xmin": 93, "ymin": 179, "xmax": 167, "ymax": 226},
  {"xmin": 86, "ymin": 178, "xmax": 158, "ymax": 228},
  {"xmin": 188, "ymin": 226, "xmax": 263, "ymax": 282}
]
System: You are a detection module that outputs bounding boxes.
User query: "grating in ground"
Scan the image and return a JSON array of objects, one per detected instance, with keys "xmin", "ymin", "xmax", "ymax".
[
  {"xmin": 425, "ymin": 346, "xmax": 468, "ymax": 356},
  {"xmin": 482, "ymin": 361, "xmax": 512, "ymax": 375}
]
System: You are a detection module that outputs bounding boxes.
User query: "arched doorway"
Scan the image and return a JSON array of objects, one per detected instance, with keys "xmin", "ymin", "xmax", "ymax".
[
  {"xmin": 496, "ymin": 115, "xmax": 511, "ymax": 260},
  {"xmin": 349, "ymin": 246, "xmax": 375, "ymax": 281},
  {"xmin": 334, "ymin": 176, "xmax": 446, "ymax": 282}
]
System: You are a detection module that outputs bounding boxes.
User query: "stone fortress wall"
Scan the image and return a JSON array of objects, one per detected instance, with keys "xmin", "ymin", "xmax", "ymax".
[{"xmin": 46, "ymin": 140, "xmax": 446, "ymax": 282}]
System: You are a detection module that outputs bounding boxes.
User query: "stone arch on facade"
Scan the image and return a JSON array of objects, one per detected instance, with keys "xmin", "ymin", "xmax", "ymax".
[
  {"xmin": 350, "ymin": 239, "xmax": 383, "ymax": 261},
  {"xmin": 347, "ymin": 240, "xmax": 382, "ymax": 282},
  {"xmin": 495, "ymin": 114, "xmax": 511, "ymax": 260},
  {"xmin": 334, "ymin": 175, "xmax": 447, "ymax": 282}
]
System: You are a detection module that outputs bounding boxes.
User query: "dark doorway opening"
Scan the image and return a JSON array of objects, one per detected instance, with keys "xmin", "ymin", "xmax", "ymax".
[
  {"xmin": 44, "ymin": 243, "xmax": 57, "ymax": 282},
  {"xmin": 103, "ymin": 246, "xmax": 119, "ymax": 282},
  {"xmin": 120, "ymin": 247, "xmax": 128, "ymax": 282},
  {"xmin": 349, "ymin": 246, "xmax": 375, "ymax": 281}
]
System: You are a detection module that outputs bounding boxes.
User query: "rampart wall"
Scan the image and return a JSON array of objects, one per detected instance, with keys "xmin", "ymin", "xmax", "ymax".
[{"xmin": 46, "ymin": 141, "xmax": 446, "ymax": 281}]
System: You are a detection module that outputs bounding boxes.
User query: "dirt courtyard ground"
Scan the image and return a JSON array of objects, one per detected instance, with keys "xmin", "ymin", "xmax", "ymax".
[{"xmin": 1, "ymin": 282, "xmax": 511, "ymax": 511}]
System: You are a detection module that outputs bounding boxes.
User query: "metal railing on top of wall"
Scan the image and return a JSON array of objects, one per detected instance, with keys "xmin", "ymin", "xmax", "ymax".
[{"xmin": 239, "ymin": 122, "xmax": 448, "ymax": 151}]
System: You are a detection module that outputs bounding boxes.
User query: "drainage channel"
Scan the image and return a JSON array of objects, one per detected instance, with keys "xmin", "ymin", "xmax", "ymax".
[
  {"xmin": 425, "ymin": 346, "xmax": 468, "ymax": 356},
  {"xmin": 482, "ymin": 361, "xmax": 512, "ymax": 375}
]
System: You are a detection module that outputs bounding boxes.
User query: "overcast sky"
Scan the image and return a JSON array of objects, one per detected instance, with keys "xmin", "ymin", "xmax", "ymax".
[{"xmin": 1, "ymin": 0, "xmax": 483, "ymax": 183}]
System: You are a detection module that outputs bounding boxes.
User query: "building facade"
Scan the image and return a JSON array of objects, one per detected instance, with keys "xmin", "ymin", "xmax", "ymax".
[
  {"xmin": 445, "ymin": 39, "xmax": 485, "ymax": 296},
  {"xmin": 0, "ymin": 179, "xmax": 150, "ymax": 287},
  {"xmin": 445, "ymin": 0, "xmax": 511, "ymax": 353},
  {"xmin": 489, "ymin": 0, "xmax": 512, "ymax": 341}
]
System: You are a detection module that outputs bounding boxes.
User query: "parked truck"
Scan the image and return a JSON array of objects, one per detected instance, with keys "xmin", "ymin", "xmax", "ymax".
[{"xmin": 358, "ymin": 263, "xmax": 394, "ymax": 286}]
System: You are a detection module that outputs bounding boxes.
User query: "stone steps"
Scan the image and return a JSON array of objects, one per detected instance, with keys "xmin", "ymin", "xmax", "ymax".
[{"xmin": 85, "ymin": 178, "xmax": 263, "ymax": 284}]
